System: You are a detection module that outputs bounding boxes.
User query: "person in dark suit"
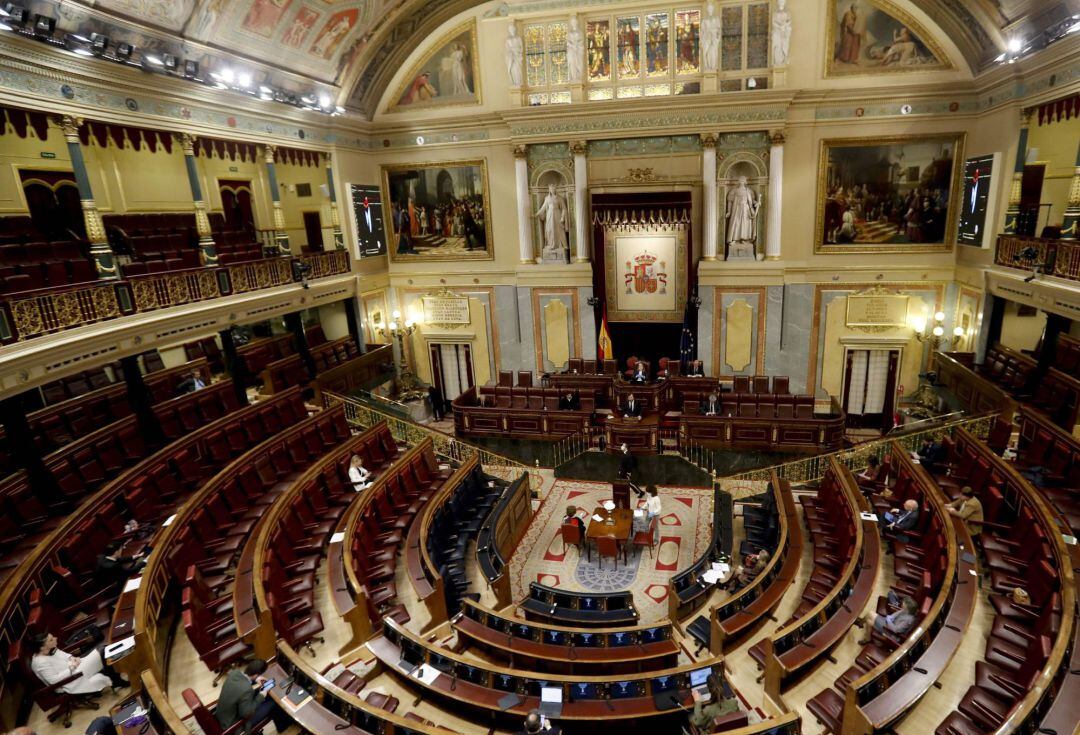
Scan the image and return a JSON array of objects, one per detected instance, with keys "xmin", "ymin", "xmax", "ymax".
[
  {"xmin": 916, "ymin": 438, "xmax": 947, "ymax": 474},
  {"xmin": 686, "ymin": 359, "xmax": 705, "ymax": 377},
  {"xmin": 559, "ymin": 391, "xmax": 579, "ymax": 410},
  {"xmin": 617, "ymin": 443, "xmax": 637, "ymax": 480},
  {"xmin": 700, "ymin": 392, "xmax": 721, "ymax": 416},
  {"xmin": 428, "ymin": 384, "xmax": 445, "ymax": 421},
  {"xmin": 215, "ymin": 659, "xmax": 290, "ymax": 735},
  {"xmin": 883, "ymin": 499, "xmax": 920, "ymax": 544},
  {"xmin": 623, "ymin": 394, "xmax": 642, "ymax": 418},
  {"xmin": 630, "ymin": 362, "xmax": 649, "ymax": 383},
  {"xmin": 515, "ymin": 710, "xmax": 560, "ymax": 735}
]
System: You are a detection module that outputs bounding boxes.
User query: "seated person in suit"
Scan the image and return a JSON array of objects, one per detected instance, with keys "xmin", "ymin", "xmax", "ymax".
[
  {"xmin": 915, "ymin": 438, "xmax": 947, "ymax": 474},
  {"xmin": 630, "ymin": 362, "xmax": 650, "ymax": 383},
  {"xmin": 516, "ymin": 710, "xmax": 560, "ymax": 735},
  {"xmin": 722, "ymin": 549, "xmax": 770, "ymax": 592},
  {"xmin": 563, "ymin": 504, "xmax": 586, "ymax": 532},
  {"xmin": 623, "ymin": 393, "xmax": 643, "ymax": 418},
  {"xmin": 858, "ymin": 593, "xmax": 918, "ymax": 645},
  {"xmin": 946, "ymin": 485, "xmax": 984, "ymax": 537},
  {"xmin": 700, "ymin": 392, "xmax": 721, "ymax": 416},
  {"xmin": 685, "ymin": 674, "xmax": 740, "ymax": 735},
  {"xmin": 686, "ymin": 359, "xmax": 705, "ymax": 377},
  {"xmin": 882, "ymin": 499, "xmax": 920, "ymax": 543},
  {"xmin": 558, "ymin": 391, "xmax": 580, "ymax": 410}
]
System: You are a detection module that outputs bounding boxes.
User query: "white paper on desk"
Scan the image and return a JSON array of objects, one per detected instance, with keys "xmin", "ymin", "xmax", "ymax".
[
  {"xmin": 123, "ymin": 577, "xmax": 142, "ymax": 593},
  {"xmin": 633, "ymin": 509, "xmax": 645, "ymax": 518},
  {"xmin": 162, "ymin": 514, "xmax": 176, "ymax": 527},
  {"xmin": 592, "ymin": 514, "xmax": 604, "ymax": 522},
  {"xmin": 330, "ymin": 532, "xmax": 346, "ymax": 544},
  {"xmin": 104, "ymin": 636, "xmax": 135, "ymax": 659},
  {"xmin": 711, "ymin": 562, "xmax": 730, "ymax": 574},
  {"xmin": 412, "ymin": 664, "xmax": 441, "ymax": 685},
  {"xmin": 701, "ymin": 570, "xmax": 722, "ymax": 585},
  {"xmin": 860, "ymin": 512, "xmax": 879, "ymax": 523}
]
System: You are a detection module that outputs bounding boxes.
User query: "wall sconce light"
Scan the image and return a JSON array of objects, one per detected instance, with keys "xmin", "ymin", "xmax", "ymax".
[{"xmin": 912, "ymin": 310, "xmax": 956, "ymax": 350}]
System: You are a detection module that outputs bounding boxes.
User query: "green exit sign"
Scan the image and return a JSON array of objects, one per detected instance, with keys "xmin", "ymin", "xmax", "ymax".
[{"xmin": 40, "ymin": 152, "xmax": 56, "ymax": 159}]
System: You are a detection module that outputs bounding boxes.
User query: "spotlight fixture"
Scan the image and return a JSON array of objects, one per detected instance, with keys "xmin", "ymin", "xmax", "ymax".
[
  {"xmin": 2, "ymin": 4, "xmax": 28, "ymax": 25},
  {"xmin": 318, "ymin": 93, "xmax": 332, "ymax": 108},
  {"xmin": 1007, "ymin": 37, "xmax": 1023, "ymax": 53},
  {"xmin": 115, "ymin": 42, "xmax": 134, "ymax": 60},
  {"xmin": 143, "ymin": 53, "xmax": 163, "ymax": 66},
  {"xmin": 182, "ymin": 59, "xmax": 198, "ymax": 78},
  {"xmin": 162, "ymin": 54, "xmax": 178, "ymax": 71},
  {"xmin": 89, "ymin": 32, "xmax": 108, "ymax": 55},
  {"xmin": 237, "ymin": 71, "xmax": 252, "ymax": 88},
  {"xmin": 32, "ymin": 13, "xmax": 54, "ymax": 36},
  {"xmin": 64, "ymin": 34, "xmax": 93, "ymax": 56},
  {"xmin": 300, "ymin": 93, "xmax": 317, "ymax": 105}
]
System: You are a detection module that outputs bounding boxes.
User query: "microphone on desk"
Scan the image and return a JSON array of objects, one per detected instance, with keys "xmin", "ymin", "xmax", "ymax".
[
  {"xmin": 568, "ymin": 639, "xmax": 576, "ymax": 661},
  {"xmin": 450, "ymin": 670, "xmax": 458, "ymax": 691},
  {"xmin": 670, "ymin": 694, "xmax": 692, "ymax": 714}
]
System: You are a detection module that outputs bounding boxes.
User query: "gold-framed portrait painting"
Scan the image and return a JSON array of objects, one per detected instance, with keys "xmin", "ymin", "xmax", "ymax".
[
  {"xmin": 815, "ymin": 133, "xmax": 965, "ymax": 254},
  {"xmin": 382, "ymin": 159, "xmax": 493, "ymax": 262}
]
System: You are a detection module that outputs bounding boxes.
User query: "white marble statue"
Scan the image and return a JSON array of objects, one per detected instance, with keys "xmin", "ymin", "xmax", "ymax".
[
  {"xmin": 772, "ymin": 0, "xmax": 792, "ymax": 67},
  {"xmin": 566, "ymin": 16, "xmax": 585, "ymax": 84},
  {"xmin": 701, "ymin": 2, "xmax": 721, "ymax": 72},
  {"xmin": 535, "ymin": 184, "xmax": 568, "ymax": 258},
  {"xmin": 505, "ymin": 22, "xmax": 524, "ymax": 87},
  {"xmin": 726, "ymin": 176, "xmax": 759, "ymax": 259}
]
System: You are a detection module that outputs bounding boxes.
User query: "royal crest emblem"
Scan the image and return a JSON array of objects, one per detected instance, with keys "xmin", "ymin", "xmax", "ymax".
[{"xmin": 624, "ymin": 250, "xmax": 667, "ymax": 295}]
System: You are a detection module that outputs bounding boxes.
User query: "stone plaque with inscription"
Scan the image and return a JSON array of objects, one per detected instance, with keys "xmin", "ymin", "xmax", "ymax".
[
  {"xmin": 846, "ymin": 293, "xmax": 909, "ymax": 328},
  {"xmin": 423, "ymin": 296, "xmax": 470, "ymax": 325}
]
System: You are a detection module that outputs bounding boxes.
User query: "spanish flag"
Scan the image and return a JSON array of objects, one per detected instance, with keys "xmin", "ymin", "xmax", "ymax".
[{"xmin": 597, "ymin": 305, "xmax": 613, "ymax": 361}]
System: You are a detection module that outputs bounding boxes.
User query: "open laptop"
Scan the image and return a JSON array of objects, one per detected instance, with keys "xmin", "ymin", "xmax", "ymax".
[
  {"xmin": 539, "ymin": 686, "xmax": 563, "ymax": 718},
  {"xmin": 689, "ymin": 667, "xmax": 712, "ymax": 702}
]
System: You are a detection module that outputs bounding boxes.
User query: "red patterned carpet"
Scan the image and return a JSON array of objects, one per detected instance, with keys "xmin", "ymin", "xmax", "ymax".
[{"xmin": 508, "ymin": 480, "xmax": 714, "ymax": 623}]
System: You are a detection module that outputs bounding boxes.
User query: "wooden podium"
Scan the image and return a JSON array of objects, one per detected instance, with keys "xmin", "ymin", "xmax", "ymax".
[{"xmin": 612, "ymin": 481, "xmax": 631, "ymax": 509}]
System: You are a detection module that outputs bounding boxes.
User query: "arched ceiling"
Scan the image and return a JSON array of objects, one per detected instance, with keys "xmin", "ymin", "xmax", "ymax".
[{"xmin": 18, "ymin": 0, "xmax": 1079, "ymax": 119}]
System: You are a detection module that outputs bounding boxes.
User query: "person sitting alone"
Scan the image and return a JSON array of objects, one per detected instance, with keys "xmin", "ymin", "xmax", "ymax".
[
  {"xmin": 856, "ymin": 456, "xmax": 886, "ymax": 494},
  {"xmin": 916, "ymin": 438, "xmax": 947, "ymax": 474},
  {"xmin": 215, "ymin": 658, "xmax": 291, "ymax": 735},
  {"xmin": 563, "ymin": 504, "xmax": 585, "ymax": 533},
  {"xmin": 700, "ymin": 392, "xmax": 721, "ymax": 416},
  {"xmin": 515, "ymin": 709, "xmax": 560, "ymax": 735},
  {"xmin": 559, "ymin": 391, "xmax": 579, "ymax": 410},
  {"xmin": 947, "ymin": 485, "xmax": 984, "ymax": 537},
  {"xmin": 630, "ymin": 362, "xmax": 649, "ymax": 384},
  {"xmin": 175, "ymin": 370, "xmax": 206, "ymax": 396},
  {"xmin": 722, "ymin": 549, "xmax": 770, "ymax": 593},
  {"xmin": 858, "ymin": 592, "xmax": 918, "ymax": 644},
  {"xmin": 686, "ymin": 359, "xmax": 705, "ymax": 377},
  {"xmin": 348, "ymin": 455, "xmax": 372, "ymax": 492},
  {"xmin": 685, "ymin": 673, "xmax": 740, "ymax": 735},
  {"xmin": 30, "ymin": 632, "xmax": 125, "ymax": 696},
  {"xmin": 882, "ymin": 499, "xmax": 920, "ymax": 544}
]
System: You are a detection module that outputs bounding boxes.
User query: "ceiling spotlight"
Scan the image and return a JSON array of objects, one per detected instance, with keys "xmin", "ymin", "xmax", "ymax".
[
  {"xmin": 64, "ymin": 35, "xmax": 93, "ymax": 55},
  {"xmin": 90, "ymin": 33, "xmax": 108, "ymax": 55},
  {"xmin": 32, "ymin": 13, "xmax": 54, "ymax": 36},
  {"xmin": 182, "ymin": 59, "xmax": 198, "ymax": 78},
  {"xmin": 318, "ymin": 93, "xmax": 332, "ymax": 108},
  {"xmin": 3, "ymin": 5, "xmax": 28, "ymax": 24},
  {"xmin": 220, "ymin": 67, "xmax": 234, "ymax": 84},
  {"xmin": 259, "ymin": 84, "xmax": 272, "ymax": 94},
  {"xmin": 162, "ymin": 54, "xmax": 177, "ymax": 71},
  {"xmin": 300, "ymin": 93, "xmax": 317, "ymax": 105},
  {"xmin": 334, "ymin": 105, "xmax": 345, "ymax": 114},
  {"xmin": 237, "ymin": 71, "xmax": 252, "ymax": 88},
  {"xmin": 115, "ymin": 42, "xmax": 134, "ymax": 60},
  {"xmin": 1007, "ymin": 37, "xmax": 1023, "ymax": 53},
  {"xmin": 143, "ymin": 53, "xmax": 163, "ymax": 66}
]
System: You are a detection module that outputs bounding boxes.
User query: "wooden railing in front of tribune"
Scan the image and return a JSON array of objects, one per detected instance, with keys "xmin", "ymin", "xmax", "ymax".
[
  {"xmin": 995, "ymin": 234, "xmax": 1080, "ymax": 282},
  {"xmin": 0, "ymin": 250, "xmax": 350, "ymax": 344}
]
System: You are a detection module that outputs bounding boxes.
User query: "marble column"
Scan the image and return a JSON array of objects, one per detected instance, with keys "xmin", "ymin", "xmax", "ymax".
[
  {"xmin": 1003, "ymin": 109, "xmax": 1032, "ymax": 235},
  {"xmin": 179, "ymin": 134, "xmax": 218, "ymax": 266},
  {"xmin": 513, "ymin": 144, "xmax": 536, "ymax": 264},
  {"xmin": 324, "ymin": 154, "xmax": 344, "ymax": 250},
  {"xmin": 571, "ymin": 140, "xmax": 589, "ymax": 262},
  {"xmin": 1061, "ymin": 140, "xmax": 1080, "ymax": 240},
  {"xmin": 59, "ymin": 116, "xmax": 117, "ymax": 279},
  {"xmin": 263, "ymin": 145, "xmax": 291, "ymax": 255},
  {"xmin": 701, "ymin": 133, "xmax": 718, "ymax": 260},
  {"xmin": 766, "ymin": 130, "xmax": 784, "ymax": 260}
]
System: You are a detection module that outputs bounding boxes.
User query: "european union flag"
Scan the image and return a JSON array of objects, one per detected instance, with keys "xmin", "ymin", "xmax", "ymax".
[{"xmin": 679, "ymin": 298, "xmax": 696, "ymax": 371}]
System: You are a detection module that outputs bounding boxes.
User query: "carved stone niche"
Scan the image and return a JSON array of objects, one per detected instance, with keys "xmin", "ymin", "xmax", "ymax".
[
  {"xmin": 530, "ymin": 164, "xmax": 574, "ymax": 264},
  {"xmin": 719, "ymin": 153, "xmax": 768, "ymax": 261}
]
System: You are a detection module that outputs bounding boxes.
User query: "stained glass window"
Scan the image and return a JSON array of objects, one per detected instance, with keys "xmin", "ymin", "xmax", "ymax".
[
  {"xmin": 747, "ymin": 3, "xmax": 769, "ymax": 69},
  {"xmin": 722, "ymin": 6, "xmax": 743, "ymax": 71},
  {"xmin": 524, "ymin": 24, "xmax": 546, "ymax": 88},
  {"xmin": 674, "ymin": 10, "xmax": 700, "ymax": 75},
  {"xmin": 587, "ymin": 20, "xmax": 612, "ymax": 81},
  {"xmin": 645, "ymin": 13, "xmax": 669, "ymax": 77},
  {"xmin": 616, "ymin": 16, "xmax": 640, "ymax": 79}
]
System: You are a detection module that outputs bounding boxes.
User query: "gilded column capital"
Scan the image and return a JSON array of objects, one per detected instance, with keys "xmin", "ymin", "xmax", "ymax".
[
  {"xmin": 1020, "ymin": 108, "xmax": 1034, "ymax": 128},
  {"xmin": 179, "ymin": 133, "xmax": 198, "ymax": 156},
  {"xmin": 59, "ymin": 115, "xmax": 83, "ymax": 143},
  {"xmin": 263, "ymin": 144, "xmax": 277, "ymax": 164},
  {"xmin": 569, "ymin": 140, "xmax": 588, "ymax": 157},
  {"xmin": 769, "ymin": 130, "xmax": 786, "ymax": 146},
  {"xmin": 512, "ymin": 144, "xmax": 528, "ymax": 159},
  {"xmin": 324, "ymin": 152, "xmax": 333, "ymax": 168},
  {"xmin": 700, "ymin": 133, "xmax": 717, "ymax": 149}
]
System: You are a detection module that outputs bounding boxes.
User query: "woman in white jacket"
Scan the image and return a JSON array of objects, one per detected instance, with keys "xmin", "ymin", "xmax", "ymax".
[{"xmin": 30, "ymin": 633, "xmax": 122, "ymax": 695}]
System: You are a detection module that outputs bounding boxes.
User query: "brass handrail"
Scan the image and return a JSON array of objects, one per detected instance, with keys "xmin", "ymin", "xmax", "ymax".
[
  {"xmin": 322, "ymin": 390, "xmax": 544, "ymax": 494},
  {"xmin": 726, "ymin": 412, "xmax": 998, "ymax": 483}
]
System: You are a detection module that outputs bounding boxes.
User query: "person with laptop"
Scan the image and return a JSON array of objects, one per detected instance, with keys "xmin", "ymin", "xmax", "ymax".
[
  {"xmin": 685, "ymin": 674, "xmax": 740, "ymax": 734},
  {"xmin": 515, "ymin": 709, "xmax": 560, "ymax": 735}
]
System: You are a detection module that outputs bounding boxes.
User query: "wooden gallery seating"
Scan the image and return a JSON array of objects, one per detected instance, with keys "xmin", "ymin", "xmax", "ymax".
[
  {"xmin": 454, "ymin": 599, "xmax": 679, "ymax": 675},
  {"xmin": 260, "ymin": 336, "xmax": 388, "ymax": 399},
  {"xmin": 126, "ymin": 389, "xmax": 312, "ymax": 688},
  {"xmin": 0, "ymin": 383, "xmax": 262, "ymax": 726},
  {"xmin": 1012, "ymin": 407, "xmax": 1080, "ymax": 532},
  {"xmin": 452, "ymin": 385, "xmax": 595, "ymax": 440},
  {"xmin": 520, "ymin": 582, "xmax": 638, "ymax": 627},
  {"xmin": 686, "ymin": 472, "xmax": 802, "ymax": 655},
  {"xmin": 750, "ymin": 460, "xmax": 880, "ymax": 703},
  {"xmin": 806, "ymin": 444, "xmax": 976, "ymax": 735},
  {"xmin": 236, "ymin": 333, "xmax": 296, "ymax": 384},
  {"xmin": 935, "ymin": 351, "xmax": 1018, "ymax": 421},
  {"xmin": 475, "ymin": 473, "xmax": 532, "ymax": 607},
  {"xmin": 927, "ymin": 428, "xmax": 1076, "ymax": 735},
  {"xmin": 668, "ymin": 490, "xmax": 733, "ymax": 621},
  {"xmin": 678, "ymin": 393, "xmax": 845, "ymax": 453}
]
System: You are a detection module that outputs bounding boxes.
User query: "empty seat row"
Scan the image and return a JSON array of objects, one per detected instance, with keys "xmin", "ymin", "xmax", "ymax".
[
  {"xmin": 477, "ymin": 385, "xmax": 597, "ymax": 412},
  {"xmin": 685, "ymin": 393, "xmax": 815, "ymax": 419},
  {"xmin": 261, "ymin": 336, "xmax": 361, "ymax": 394}
]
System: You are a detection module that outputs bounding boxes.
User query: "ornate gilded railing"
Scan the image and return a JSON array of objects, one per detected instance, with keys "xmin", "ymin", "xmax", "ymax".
[
  {"xmin": 727, "ymin": 412, "xmax": 997, "ymax": 483},
  {"xmin": 323, "ymin": 390, "xmax": 544, "ymax": 495},
  {"xmin": 0, "ymin": 251, "xmax": 350, "ymax": 343},
  {"xmin": 996, "ymin": 234, "xmax": 1080, "ymax": 282}
]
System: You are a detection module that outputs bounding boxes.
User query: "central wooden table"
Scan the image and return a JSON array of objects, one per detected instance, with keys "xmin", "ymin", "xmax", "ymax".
[{"xmin": 586, "ymin": 506, "xmax": 632, "ymax": 563}]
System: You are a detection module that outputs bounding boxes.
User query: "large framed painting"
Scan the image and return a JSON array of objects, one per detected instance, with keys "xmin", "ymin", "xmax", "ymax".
[
  {"xmin": 826, "ymin": 0, "xmax": 951, "ymax": 76},
  {"xmin": 382, "ymin": 159, "xmax": 493, "ymax": 262},
  {"xmin": 815, "ymin": 134, "xmax": 965, "ymax": 254},
  {"xmin": 604, "ymin": 229, "xmax": 688, "ymax": 322},
  {"xmin": 388, "ymin": 20, "xmax": 481, "ymax": 112}
]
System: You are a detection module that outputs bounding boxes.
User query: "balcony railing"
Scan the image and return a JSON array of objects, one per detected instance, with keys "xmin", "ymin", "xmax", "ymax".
[
  {"xmin": 0, "ymin": 250, "xmax": 350, "ymax": 344},
  {"xmin": 995, "ymin": 234, "xmax": 1080, "ymax": 282}
]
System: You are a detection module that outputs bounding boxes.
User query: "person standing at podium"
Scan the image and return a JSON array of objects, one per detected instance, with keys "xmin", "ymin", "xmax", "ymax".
[{"xmin": 623, "ymin": 393, "xmax": 642, "ymax": 418}]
